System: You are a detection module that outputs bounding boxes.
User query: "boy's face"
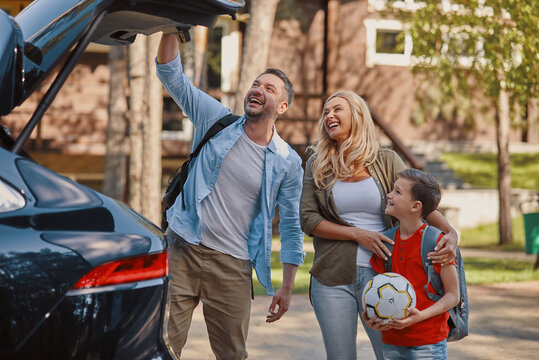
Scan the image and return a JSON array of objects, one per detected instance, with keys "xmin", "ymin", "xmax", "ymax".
[{"xmin": 386, "ymin": 177, "xmax": 419, "ymax": 219}]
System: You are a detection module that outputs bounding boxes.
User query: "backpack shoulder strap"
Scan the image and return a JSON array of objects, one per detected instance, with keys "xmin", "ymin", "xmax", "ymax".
[
  {"xmin": 381, "ymin": 226, "xmax": 398, "ymax": 272},
  {"xmin": 421, "ymin": 225, "xmax": 444, "ymax": 301},
  {"xmin": 179, "ymin": 113, "xmax": 240, "ymax": 209},
  {"xmin": 192, "ymin": 113, "xmax": 240, "ymax": 158}
]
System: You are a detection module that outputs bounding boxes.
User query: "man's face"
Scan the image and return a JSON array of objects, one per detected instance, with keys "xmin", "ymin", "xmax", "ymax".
[{"xmin": 244, "ymin": 73, "xmax": 288, "ymax": 120}]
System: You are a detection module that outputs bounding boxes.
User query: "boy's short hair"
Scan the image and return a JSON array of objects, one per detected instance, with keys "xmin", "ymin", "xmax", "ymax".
[{"xmin": 398, "ymin": 169, "xmax": 442, "ymax": 218}]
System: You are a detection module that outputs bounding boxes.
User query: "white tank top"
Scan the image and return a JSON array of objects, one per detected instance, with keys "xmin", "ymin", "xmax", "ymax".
[
  {"xmin": 200, "ymin": 132, "xmax": 266, "ymax": 260},
  {"xmin": 332, "ymin": 177, "xmax": 386, "ymax": 266}
]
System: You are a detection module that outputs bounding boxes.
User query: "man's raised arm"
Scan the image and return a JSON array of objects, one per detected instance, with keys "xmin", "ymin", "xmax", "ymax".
[{"xmin": 157, "ymin": 33, "xmax": 179, "ymax": 64}]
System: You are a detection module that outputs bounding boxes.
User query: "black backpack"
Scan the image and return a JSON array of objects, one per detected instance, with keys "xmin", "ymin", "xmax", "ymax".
[
  {"xmin": 382, "ymin": 225, "xmax": 469, "ymax": 341},
  {"xmin": 161, "ymin": 113, "xmax": 240, "ymax": 230}
]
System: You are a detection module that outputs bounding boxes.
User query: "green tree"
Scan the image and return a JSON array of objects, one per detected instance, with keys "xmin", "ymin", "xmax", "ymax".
[{"xmin": 400, "ymin": 0, "xmax": 538, "ymax": 245}]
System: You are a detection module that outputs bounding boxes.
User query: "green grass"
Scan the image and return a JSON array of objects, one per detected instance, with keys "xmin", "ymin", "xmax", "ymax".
[
  {"xmin": 460, "ymin": 216, "xmax": 526, "ymax": 251},
  {"xmin": 463, "ymin": 257, "xmax": 539, "ymax": 285},
  {"xmin": 440, "ymin": 152, "xmax": 539, "ymax": 190},
  {"xmin": 254, "ymin": 252, "xmax": 314, "ymax": 295},
  {"xmin": 256, "ymin": 251, "xmax": 538, "ymax": 295}
]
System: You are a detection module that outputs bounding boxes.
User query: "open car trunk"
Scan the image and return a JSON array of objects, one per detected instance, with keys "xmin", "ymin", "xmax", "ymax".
[{"xmin": 0, "ymin": 0, "xmax": 243, "ymax": 117}]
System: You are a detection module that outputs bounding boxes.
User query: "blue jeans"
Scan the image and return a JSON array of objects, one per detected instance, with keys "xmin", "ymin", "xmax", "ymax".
[
  {"xmin": 382, "ymin": 340, "xmax": 447, "ymax": 359},
  {"xmin": 311, "ymin": 266, "xmax": 384, "ymax": 360}
]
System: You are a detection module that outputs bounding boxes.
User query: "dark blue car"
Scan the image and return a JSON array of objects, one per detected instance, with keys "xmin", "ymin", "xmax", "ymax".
[{"xmin": 0, "ymin": 1, "xmax": 243, "ymax": 359}]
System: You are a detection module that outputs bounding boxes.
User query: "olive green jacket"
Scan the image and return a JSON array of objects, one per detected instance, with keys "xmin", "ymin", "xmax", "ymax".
[{"xmin": 300, "ymin": 148, "xmax": 406, "ymax": 286}]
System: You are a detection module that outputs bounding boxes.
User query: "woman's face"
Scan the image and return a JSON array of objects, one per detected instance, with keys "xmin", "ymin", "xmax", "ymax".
[{"xmin": 322, "ymin": 96, "xmax": 353, "ymax": 146}]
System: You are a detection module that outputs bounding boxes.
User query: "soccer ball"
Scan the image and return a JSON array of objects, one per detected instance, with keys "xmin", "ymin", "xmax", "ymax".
[{"xmin": 362, "ymin": 272, "xmax": 417, "ymax": 321}]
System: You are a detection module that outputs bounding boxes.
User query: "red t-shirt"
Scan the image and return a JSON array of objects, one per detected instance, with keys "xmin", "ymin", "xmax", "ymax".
[{"xmin": 370, "ymin": 223, "xmax": 455, "ymax": 346}]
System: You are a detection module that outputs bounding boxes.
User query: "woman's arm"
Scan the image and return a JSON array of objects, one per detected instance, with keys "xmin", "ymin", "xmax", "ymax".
[
  {"xmin": 387, "ymin": 264, "xmax": 459, "ymax": 330},
  {"xmin": 300, "ymin": 158, "xmax": 393, "ymax": 260},
  {"xmin": 311, "ymin": 220, "xmax": 393, "ymax": 261},
  {"xmin": 425, "ymin": 210, "xmax": 459, "ymax": 265}
]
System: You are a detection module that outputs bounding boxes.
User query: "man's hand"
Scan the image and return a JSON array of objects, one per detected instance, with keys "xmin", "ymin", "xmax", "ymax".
[
  {"xmin": 428, "ymin": 230, "xmax": 458, "ymax": 265},
  {"xmin": 266, "ymin": 286, "xmax": 292, "ymax": 323},
  {"xmin": 266, "ymin": 263, "xmax": 297, "ymax": 323}
]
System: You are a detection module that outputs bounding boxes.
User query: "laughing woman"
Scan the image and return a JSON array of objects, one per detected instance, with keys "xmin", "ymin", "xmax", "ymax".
[{"xmin": 300, "ymin": 91, "xmax": 458, "ymax": 360}]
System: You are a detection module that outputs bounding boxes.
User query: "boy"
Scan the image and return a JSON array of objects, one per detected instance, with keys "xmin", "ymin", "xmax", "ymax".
[{"xmin": 363, "ymin": 169, "xmax": 459, "ymax": 360}]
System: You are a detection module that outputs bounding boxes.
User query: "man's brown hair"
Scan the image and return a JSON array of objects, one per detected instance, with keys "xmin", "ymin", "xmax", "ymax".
[{"xmin": 398, "ymin": 168, "xmax": 442, "ymax": 218}]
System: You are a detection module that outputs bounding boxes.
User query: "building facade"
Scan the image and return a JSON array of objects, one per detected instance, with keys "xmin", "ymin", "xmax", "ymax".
[{"xmin": 1, "ymin": 0, "xmax": 536, "ymax": 156}]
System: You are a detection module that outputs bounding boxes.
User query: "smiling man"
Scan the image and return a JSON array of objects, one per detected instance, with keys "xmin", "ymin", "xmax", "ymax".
[{"xmin": 156, "ymin": 33, "xmax": 304, "ymax": 360}]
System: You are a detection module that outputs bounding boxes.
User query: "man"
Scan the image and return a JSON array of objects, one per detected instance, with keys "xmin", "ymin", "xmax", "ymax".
[{"xmin": 156, "ymin": 33, "xmax": 304, "ymax": 360}]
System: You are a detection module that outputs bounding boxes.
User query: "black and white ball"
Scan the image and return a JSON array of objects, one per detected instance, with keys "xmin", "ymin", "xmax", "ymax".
[{"xmin": 362, "ymin": 272, "xmax": 417, "ymax": 320}]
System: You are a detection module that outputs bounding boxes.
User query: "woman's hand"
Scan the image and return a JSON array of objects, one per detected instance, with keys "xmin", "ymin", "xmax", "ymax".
[
  {"xmin": 354, "ymin": 228, "xmax": 393, "ymax": 261},
  {"xmin": 425, "ymin": 210, "xmax": 458, "ymax": 265},
  {"xmin": 427, "ymin": 230, "xmax": 458, "ymax": 265},
  {"xmin": 310, "ymin": 221, "xmax": 393, "ymax": 260}
]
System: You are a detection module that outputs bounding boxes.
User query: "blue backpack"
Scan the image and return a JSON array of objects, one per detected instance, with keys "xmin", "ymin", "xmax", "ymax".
[{"xmin": 382, "ymin": 225, "xmax": 469, "ymax": 341}]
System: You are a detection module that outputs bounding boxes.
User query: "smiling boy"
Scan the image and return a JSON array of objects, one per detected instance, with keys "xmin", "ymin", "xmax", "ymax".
[{"xmin": 364, "ymin": 169, "xmax": 459, "ymax": 360}]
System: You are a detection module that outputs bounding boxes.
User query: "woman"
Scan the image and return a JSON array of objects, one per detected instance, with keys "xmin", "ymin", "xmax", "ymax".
[{"xmin": 300, "ymin": 91, "xmax": 458, "ymax": 360}]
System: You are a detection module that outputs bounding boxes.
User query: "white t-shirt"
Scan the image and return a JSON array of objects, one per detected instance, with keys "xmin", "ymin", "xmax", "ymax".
[
  {"xmin": 332, "ymin": 177, "xmax": 386, "ymax": 266},
  {"xmin": 200, "ymin": 132, "xmax": 266, "ymax": 260}
]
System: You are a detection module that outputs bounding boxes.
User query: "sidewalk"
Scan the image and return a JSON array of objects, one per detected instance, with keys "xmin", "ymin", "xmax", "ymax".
[{"xmin": 180, "ymin": 280, "xmax": 539, "ymax": 359}]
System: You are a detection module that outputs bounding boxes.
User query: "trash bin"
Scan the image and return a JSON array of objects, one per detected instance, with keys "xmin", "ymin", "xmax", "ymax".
[{"xmin": 523, "ymin": 212, "xmax": 539, "ymax": 254}]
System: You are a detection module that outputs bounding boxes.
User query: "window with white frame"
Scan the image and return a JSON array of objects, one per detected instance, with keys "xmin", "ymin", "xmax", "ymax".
[
  {"xmin": 364, "ymin": 19, "xmax": 412, "ymax": 67},
  {"xmin": 365, "ymin": 1, "xmax": 490, "ymax": 68}
]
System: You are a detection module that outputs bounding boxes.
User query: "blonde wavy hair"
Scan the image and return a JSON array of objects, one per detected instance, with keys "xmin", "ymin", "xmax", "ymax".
[{"xmin": 311, "ymin": 91, "xmax": 380, "ymax": 189}]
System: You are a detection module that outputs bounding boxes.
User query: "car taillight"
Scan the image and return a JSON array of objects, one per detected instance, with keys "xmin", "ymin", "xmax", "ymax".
[{"xmin": 72, "ymin": 251, "xmax": 168, "ymax": 289}]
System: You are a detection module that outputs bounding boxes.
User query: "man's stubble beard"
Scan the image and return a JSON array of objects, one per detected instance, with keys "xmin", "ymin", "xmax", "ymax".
[{"xmin": 244, "ymin": 100, "xmax": 272, "ymax": 123}]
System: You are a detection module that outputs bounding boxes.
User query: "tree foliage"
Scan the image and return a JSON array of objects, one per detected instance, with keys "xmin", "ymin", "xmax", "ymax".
[
  {"xmin": 400, "ymin": 0, "xmax": 538, "ymax": 119},
  {"xmin": 398, "ymin": 0, "xmax": 538, "ymax": 244}
]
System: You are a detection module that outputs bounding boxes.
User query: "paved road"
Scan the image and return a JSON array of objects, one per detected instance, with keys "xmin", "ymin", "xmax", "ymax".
[{"xmin": 180, "ymin": 281, "xmax": 539, "ymax": 359}]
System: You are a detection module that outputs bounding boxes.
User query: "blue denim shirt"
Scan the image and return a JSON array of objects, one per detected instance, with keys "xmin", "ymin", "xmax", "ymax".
[{"xmin": 156, "ymin": 54, "xmax": 305, "ymax": 295}]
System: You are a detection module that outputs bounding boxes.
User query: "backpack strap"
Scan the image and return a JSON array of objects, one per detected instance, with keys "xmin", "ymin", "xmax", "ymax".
[
  {"xmin": 381, "ymin": 226, "xmax": 398, "ymax": 272},
  {"xmin": 182, "ymin": 113, "xmax": 240, "ymax": 208},
  {"xmin": 193, "ymin": 113, "xmax": 241, "ymax": 157},
  {"xmin": 420, "ymin": 225, "xmax": 444, "ymax": 301},
  {"xmin": 170, "ymin": 113, "xmax": 240, "ymax": 210}
]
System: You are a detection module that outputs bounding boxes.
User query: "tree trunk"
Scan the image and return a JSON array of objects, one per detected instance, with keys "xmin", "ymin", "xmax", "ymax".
[
  {"xmin": 521, "ymin": 100, "xmax": 530, "ymax": 143},
  {"xmin": 232, "ymin": 0, "xmax": 280, "ymax": 114},
  {"xmin": 103, "ymin": 46, "xmax": 127, "ymax": 200},
  {"xmin": 127, "ymin": 36, "xmax": 146, "ymax": 213},
  {"xmin": 141, "ymin": 33, "xmax": 163, "ymax": 224},
  {"xmin": 496, "ymin": 87, "xmax": 513, "ymax": 245},
  {"xmin": 194, "ymin": 26, "xmax": 209, "ymax": 90}
]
